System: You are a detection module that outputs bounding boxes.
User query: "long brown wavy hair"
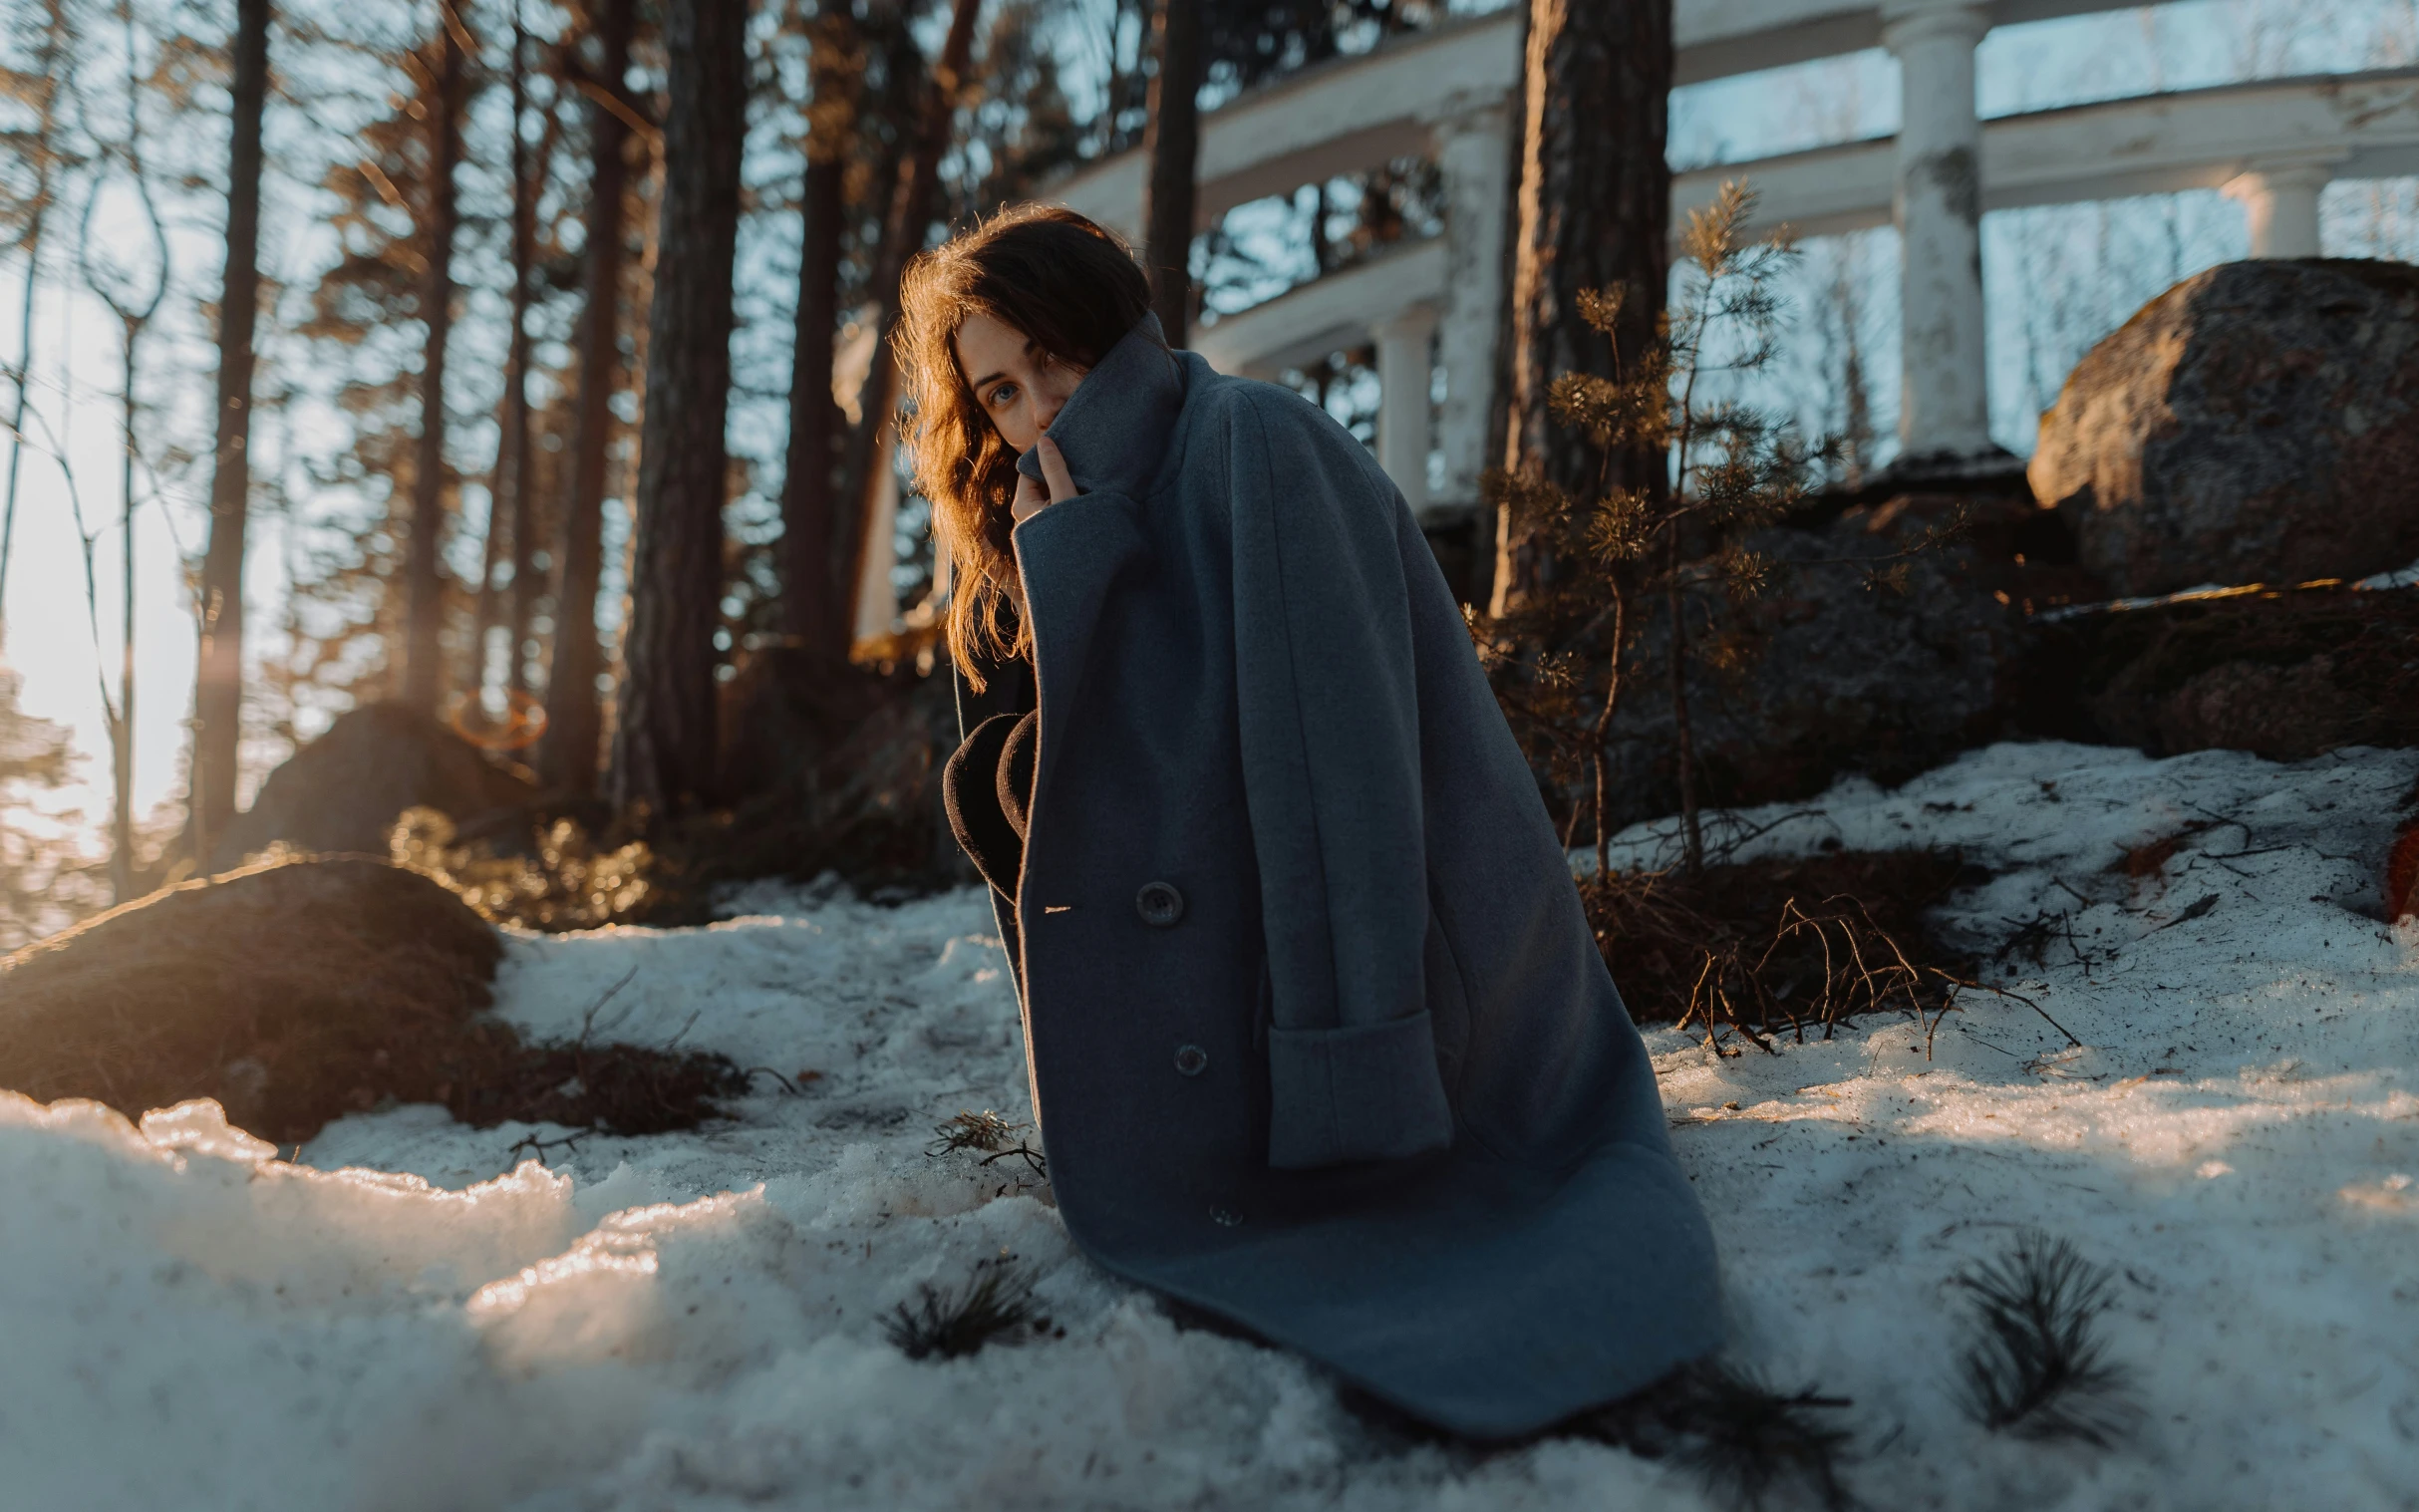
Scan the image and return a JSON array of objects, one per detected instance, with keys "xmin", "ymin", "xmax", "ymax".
[{"xmin": 895, "ymin": 203, "xmax": 1151, "ymax": 687}]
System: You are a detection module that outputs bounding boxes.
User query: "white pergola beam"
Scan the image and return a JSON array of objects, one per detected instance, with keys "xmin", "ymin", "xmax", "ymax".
[
  {"xmin": 1673, "ymin": 68, "xmax": 2419, "ymax": 239},
  {"xmin": 1197, "ymin": 67, "xmax": 2419, "ymax": 385},
  {"xmin": 1677, "ymin": 0, "xmax": 2147, "ymax": 81},
  {"xmin": 1053, "ymin": 15, "xmax": 1519, "ymax": 242},
  {"xmin": 1051, "ymin": 10, "xmax": 2419, "ymax": 507},
  {"xmin": 1052, "ymin": 0, "xmax": 2157, "ymax": 241},
  {"xmin": 1193, "ymin": 239, "xmax": 1449, "ymax": 376}
]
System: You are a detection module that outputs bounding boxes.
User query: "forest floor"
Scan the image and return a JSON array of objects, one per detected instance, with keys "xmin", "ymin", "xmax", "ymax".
[{"xmin": 4, "ymin": 740, "xmax": 2415, "ymax": 1511}]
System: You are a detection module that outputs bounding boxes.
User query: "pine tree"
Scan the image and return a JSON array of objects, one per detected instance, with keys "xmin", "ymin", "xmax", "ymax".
[
  {"xmin": 776, "ymin": 5, "xmax": 857, "ymax": 653},
  {"xmin": 609, "ymin": 0, "xmax": 748, "ymax": 819},
  {"xmin": 1140, "ymin": 0, "xmax": 1202, "ymax": 344},
  {"xmin": 188, "ymin": 0, "xmax": 271, "ymax": 863},
  {"xmin": 1483, "ymin": 183, "xmax": 1830, "ymax": 879},
  {"xmin": 0, "ymin": 658, "xmax": 99, "ymax": 948},
  {"xmin": 1493, "ymin": 0, "xmax": 1673, "ymax": 620},
  {"xmin": 400, "ymin": 7, "xmax": 467, "ymax": 716},
  {"xmin": 539, "ymin": 0, "xmax": 640, "ymax": 793},
  {"xmin": 0, "ymin": 0, "xmax": 75, "ymax": 627},
  {"xmin": 826, "ymin": 0, "xmax": 982, "ymax": 663}
]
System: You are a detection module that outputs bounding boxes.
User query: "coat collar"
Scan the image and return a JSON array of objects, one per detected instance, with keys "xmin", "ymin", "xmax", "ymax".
[{"xmin": 1014, "ymin": 312, "xmax": 1187, "ymax": 501}]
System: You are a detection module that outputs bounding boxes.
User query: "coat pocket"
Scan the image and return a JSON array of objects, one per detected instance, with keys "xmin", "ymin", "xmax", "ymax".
[{"xmin": 1264, "ymin": 1011, "xmax": 1455, "ymax": 1169}]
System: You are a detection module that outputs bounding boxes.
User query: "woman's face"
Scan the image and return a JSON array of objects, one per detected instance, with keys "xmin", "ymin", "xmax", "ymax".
[{"xmin": 955, "ymin": 312, "xmax": 1086, "ymax": 454}]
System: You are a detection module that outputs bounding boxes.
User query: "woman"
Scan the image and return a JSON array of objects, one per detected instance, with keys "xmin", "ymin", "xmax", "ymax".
[{"xmin": 899, "ymin": 204, "xmax": 1719, "ymax": 1438}]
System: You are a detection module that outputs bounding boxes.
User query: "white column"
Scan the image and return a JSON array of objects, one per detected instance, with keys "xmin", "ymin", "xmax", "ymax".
[
  {"xmin": 1373, "ymin": 304, "xmax": 1439, "ymax": 514},
  {"xmin": 1428, "ymin": 98, "xmax": 1512, "ymax": 522},
  {"xmin": 1882, "ymin": 2, "xmax": 1994, "ymax": 465},
  {"xmin": 2225, "ymin": 159, "xmax": 2331, "ymax": 258}
]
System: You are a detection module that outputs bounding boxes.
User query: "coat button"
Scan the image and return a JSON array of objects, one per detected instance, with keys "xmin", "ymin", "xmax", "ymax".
[
  {"xmin": 1173, "ymin": 1044, "xmax": 1208, "ymax": 1076},
  {"xmin": 1135, "ymin": 880, "xmax": 1185, "ymax": 927}
]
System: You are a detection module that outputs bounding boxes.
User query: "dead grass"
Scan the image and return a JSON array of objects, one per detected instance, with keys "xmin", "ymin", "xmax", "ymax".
[
  {"xmin": 391, "ymin": 806, "xmax": 663, "ymax": 932},
  {"xmin": 1588, "ymin": 849, "xmax": 1982, "ymax": 1054},
  {"xmin": 0, "ymin": 857, "xmax": 745, "ymax": 1146}
]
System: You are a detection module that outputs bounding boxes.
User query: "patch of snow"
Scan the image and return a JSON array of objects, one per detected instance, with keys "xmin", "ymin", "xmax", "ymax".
[
  {"xmin": 2353, "ymin": 559, "xmax": 2419, "ymax": 592},
  {"xmin": 4, "ymin": 741, "xmax": 2416, "ymax": 1509}
]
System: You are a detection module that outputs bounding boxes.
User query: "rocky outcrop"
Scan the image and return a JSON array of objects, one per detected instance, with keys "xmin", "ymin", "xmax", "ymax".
[
  {"xmin": 210, "ymin": 703, "xmax": 540, "ymax": 871},
  {"xmin": 2029, "ymin": 258, "xmax": 2419, "ymax": 596},
  {"xmin": 0, "ymin": 858, "xmax": 500, "ymax": 1141},
  {"xmin": 2037, "ymin": 587, "xmax": 2419, "ymax": 763},
  {"xmin": 0, "ymin": 856, "xmax": 748, "ymax": 1144},
  {"xmin": 712, "ymin": 648, "xmax": 973, "ymax": 898},
  {"xmin": 1591, "ymin": 494, "xmax": 2097, "ymax": 832}
]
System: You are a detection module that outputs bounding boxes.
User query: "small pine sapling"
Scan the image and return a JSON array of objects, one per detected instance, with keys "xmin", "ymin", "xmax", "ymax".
[
  {"xmin": 1484, "ymin": 181, "xmax": 1831, "ymax": 879},
  {"xmin": 1954, "ymin": 1231, "xmax": 2139, "ymax": 1445}
]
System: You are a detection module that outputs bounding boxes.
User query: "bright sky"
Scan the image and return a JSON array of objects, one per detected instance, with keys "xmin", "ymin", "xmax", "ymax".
[
  {"xmin": 4, "ymin": 0, "xmax": 2415, "ymax": 856},
  {"xmin": 3, "ymin": 267, "xmax": 209, "ymax": 843}
]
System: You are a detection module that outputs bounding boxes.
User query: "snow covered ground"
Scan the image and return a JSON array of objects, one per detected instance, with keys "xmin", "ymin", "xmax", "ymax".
[{"xmin": 4, "ymin": 740, "xmax": 2415, "ymax": 1511}]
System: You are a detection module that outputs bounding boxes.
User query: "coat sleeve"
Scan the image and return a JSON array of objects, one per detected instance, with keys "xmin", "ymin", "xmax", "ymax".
[{"xmin": 1226, "ymin": 387, "xmax": 1455, "ymax": 1169}]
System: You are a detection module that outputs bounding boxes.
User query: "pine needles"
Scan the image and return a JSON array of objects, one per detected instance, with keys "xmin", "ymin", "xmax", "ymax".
[
  {"xmin": 925, "ymin": 1108, "xmax": 1048, "ymax": 1178},
  {"xmin": 1577, "ymin": 1358, "xmax": 1857, "ymax": 1512},
  {"xmin": 1954, "ymin": 1232, "xmax": 2139, "ymax": 1445},
  {"xmin": 882, "ymin": 1260, "xmax": 1042, "ymax": 1361},
  {"xmin": 926, "ymin": 1108, "xmax": 1021, "ymax": 1154}
]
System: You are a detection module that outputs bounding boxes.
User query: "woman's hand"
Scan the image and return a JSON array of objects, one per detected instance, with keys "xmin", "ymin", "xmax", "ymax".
[{"xmin": 1011, "ymin": 436, "xmax": 1078, "ymax": 524}]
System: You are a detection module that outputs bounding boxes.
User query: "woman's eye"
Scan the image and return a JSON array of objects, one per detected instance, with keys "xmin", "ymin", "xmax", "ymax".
[{"xmin": 989, "ymin": 384, "xmax": 1017, "ymax": 409}]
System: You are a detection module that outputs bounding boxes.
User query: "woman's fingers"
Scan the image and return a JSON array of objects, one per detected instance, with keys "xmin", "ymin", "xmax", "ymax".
[
  {"xmin": 1036, "ymin": 436, "xmax": 1077, "ymax": 503},
  {"xmin": 1010, "ymin": 468, "xmax": 1047, "ymax": 524},
  {"xmin": 1010, "ymin": 437, "xmax": 1077, "ymax": 526}
]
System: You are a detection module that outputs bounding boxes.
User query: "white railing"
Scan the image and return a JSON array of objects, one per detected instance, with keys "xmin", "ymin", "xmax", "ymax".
[{"xmin": 1045, "ymin": 1, "xmax": 2418, "ymax": 509}]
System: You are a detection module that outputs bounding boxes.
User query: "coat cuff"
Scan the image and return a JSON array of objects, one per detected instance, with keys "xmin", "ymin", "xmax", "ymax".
[{"xmin": 1266, "ymin": 1011, "xmax": 1454, "ymax": 1169}]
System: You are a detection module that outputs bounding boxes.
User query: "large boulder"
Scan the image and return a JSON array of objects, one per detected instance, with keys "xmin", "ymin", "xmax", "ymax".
[
  {"xmin": 0, "ymin": 858, "xmax": 501, "ymax": 1142},
  {"xmin": 2029, "ymin": 258, "xmax": 2419, "ymax": 596},
  {"xmin": 211, "ymin": 702, "xmax": 540, "ymax": 871},
  {"xmin": 0, "ymin": 856, "xmax": 748, "ymax": 1144}
]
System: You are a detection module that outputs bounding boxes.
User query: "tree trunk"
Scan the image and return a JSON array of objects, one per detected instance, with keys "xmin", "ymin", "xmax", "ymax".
[
  {"xmin": 828, "ymin": 0, "xmax": 984, "ymax": 658},
  {"xmin": 508, "ymin": 48, "xmax": 564, "ymax": 701},
  {"xmin": 400, "ymin": 19, "xmax": 463, "ymax": 715},
  {"xmin": 1665, "ymin": 538, "xmax": 1701, "ymax": 875},
  {"xmin": 1590, "ymin": 577, "xmax": 1626, "ymax": 877},
  {"xmin": 1490, "ymin": 0, "xmax": 1671, "ymax": 617},
  {"xmin": 779, "ymin": 152, "xmax": 846, "ymax": 649},
  {"xmin": 467, "ymin": 386, "xmax": 509, "ymax": 694},
  {"xmin": 539, "ymin": 0, "xmax": 636, "ymax": 793},
  {"xmin": 1140, "ymin": 0, "xmax": 1201, "ymax": 345},
  {"xmin": 185, "ymin": 2, "xmax": 265, "ymax": 856},
  {"xmin": 465, "ymin": 5, "xmax": 539, "ymax": 703},
  {"xmin": 608, "ymin": 0, "xmax": 747, "ymax": 820},
  {"xmin": 113, "ymin": 319, "xmax": 140, "ymax": 904},
  {"xmin": 0, "ymin": 0, "xmax": 70, "ymax": 641}
]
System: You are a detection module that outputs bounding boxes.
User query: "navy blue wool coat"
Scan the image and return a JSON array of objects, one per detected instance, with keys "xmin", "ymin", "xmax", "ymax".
[{"xmin": 967, "ymin": 314, "xmax": 1721, "ymax": 1437}]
